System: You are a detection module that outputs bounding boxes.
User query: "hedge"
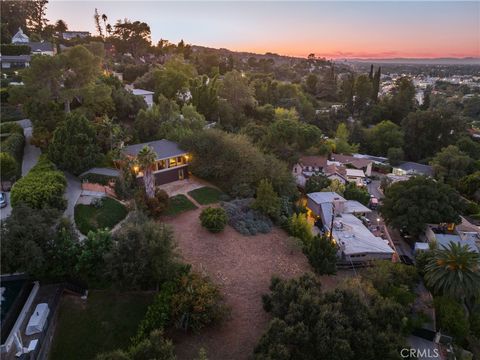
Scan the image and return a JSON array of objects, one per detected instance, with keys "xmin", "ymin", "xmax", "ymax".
[
  {"xmin": 1, "ymin": 132, "xmax": 24, "ymax": 180},
  {"xmin": 0, "ymin": 121, "xmax": 24, "ymax": 135},
  {"xmin": 11, "ymin": 157, "xmax": 67, "ymax": 210},
  {"xmin": 0, "ymin": 44, "xmax": 31, "ymax": 56}
]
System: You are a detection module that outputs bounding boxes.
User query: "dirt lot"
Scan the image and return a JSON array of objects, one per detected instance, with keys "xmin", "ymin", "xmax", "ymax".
[{"xmin": 164, "ymin": 208, "xmax": 340, "ymax": 360}]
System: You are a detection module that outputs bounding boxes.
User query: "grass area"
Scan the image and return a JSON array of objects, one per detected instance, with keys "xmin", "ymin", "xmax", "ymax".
[
  {"xmin": 50, "ymin": 290, "xmax": 154, "ymax": 359},
  {"xmin": 187, "ymin": 186, "xmax": 225, "ymax": 205},
  {"xmin": 74, "ymin": 197, "xmax": 128, "ymax": 235},
  {"xmin": 165, "ymin": 194, "xmax": 198, "ymax": 216}
]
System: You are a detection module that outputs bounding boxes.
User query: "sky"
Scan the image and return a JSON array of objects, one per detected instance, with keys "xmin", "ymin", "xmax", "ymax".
[{"xmin": 47, "ymin": 1, "xmax": 480, "ymax": 59}]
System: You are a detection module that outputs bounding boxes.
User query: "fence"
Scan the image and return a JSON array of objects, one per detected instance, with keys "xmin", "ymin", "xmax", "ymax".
[{"xmin": 81, "ymin": 182, "xmax": 116, "ymax": 198}]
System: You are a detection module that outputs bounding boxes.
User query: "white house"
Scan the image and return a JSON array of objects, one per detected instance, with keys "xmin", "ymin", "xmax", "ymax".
[
  {"xmin": 10, "ymin": 28, "xmax": 55, "ymax": 56},
  {"xmin": 307, "ymin": 192, "xmax": 394, "ymax": 264},
  {"xmin": 131, "ymin": 88, "xmax": 154, "ymax": 108}
]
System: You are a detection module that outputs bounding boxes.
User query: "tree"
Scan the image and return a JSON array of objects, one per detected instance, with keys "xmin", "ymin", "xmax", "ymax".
[
  {"xmin": 380, "ymin": 176, "xmax": 464, "ymax": 236},
  {"xmin": 190, "ymin": 75, "xmax": 219, "ymax": 121},
  {"xmin": 105, "ymin": 213, "xmax": 178, "ymax": 289},
  {"xmin": 387, "ymin": 147, "xmax": 404, "ymax": 166},
  {"xmin": 354, "ymin": 74, "xmax": 373, "ymax": 115},
  {"xmin": 200, "ymin": 207, "xmax": 228, "ymax": 233},
  {"xmin": 431, "ymin": 145, "xmax": 472, "ymax": 184},
  {"xmin": 366, "ymin": 120, "xmax": 404, "ymax": 156},
  {"xmin": 305, "ymin": 74, "xmax": 318, "ymax": 95},
  {"xmin": 322, "ymin": 179, "xmax": 345, "ymax": 196},
  {"xmin": 137, "ymin": 146, "xmax": 158, "ymax": 199},
  {"xmin": 252, "ymin": 179, "xmax": 281, "ymax": 219},
  {"xmin": 112, "ymin": 19, "xmax": 151, "ymax": 57},
  {"xmin": 48, "ymin": 112, "xmax": 101, "ymax": 175},
  {"xmin": 219, "ymin": 70, "xmax": 255, "ymax": 114},
  {"xmin": 343, "ymin": 182, "xmax": 370, "ymax": 205},
  {"xmin": 372, "ymin": 67, "xmax": 381, "ymax": 103},
  {"xmin": 76, "ymin": 229, "xmax": 112, "ymax": 283},
  {"xmin": 434, "ymin": 296, "xmax": 470, "ymax": 340},
  {"xmin": 457, "ymin": 171, "xmax": 480, "ymax": 202},
  {"xmin": 424, "ymin": 242, "xmax": 480, "ymax": 304},
  {"xmin": 288, "ymin": 213, "xmax": 313, "ymax": 244},
  {"xmin": 54, "ymin": 19, "xmax": 68, "ymax": 33},
  {"xmin": 27, "ymin": 0, "xmax": 49, "ymax": 34},
  {"xmin": 307, "ymin": 235, "xmax": 337, "ymax": 275},
  {"xmin": 402, "ymin": 109, "xmax": 465, "ymax": 161},
  {"xmin": 389, "ymin": 77, "xmax": 416, "ymax": 124},
  {"xmin": 334, "ymin": 123, "xmax": 359, "ymax": 154},
  {"xmin": 305, "ymin": 174, "xmax": 331, "ymax": 193}
]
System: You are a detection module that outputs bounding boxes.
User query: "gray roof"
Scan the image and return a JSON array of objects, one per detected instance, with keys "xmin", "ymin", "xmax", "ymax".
[
  {"xmin": 0, "ymin": 55, "xmax": 31, "ymax": 62},
  {"xmin": 131, "ymin": 88, "xmax": 154, "ymax": 96},
  {"xmin": 122, "ymin": 139, "xmax": 187, "ymax": 160},
  {"xmin": 307, "ymin": 192, "xmax": 346, "ymax": 204},
  {"xmin": 80, "ymin": 167, "xmax": 120, "ymax": 178},
  {"xmin": 28, "ymin": 42, "xmax": 54, "ymax": 52},
  {"xmin": 396, "ymin": 162, "xmax": 433, "ymax": 176}
]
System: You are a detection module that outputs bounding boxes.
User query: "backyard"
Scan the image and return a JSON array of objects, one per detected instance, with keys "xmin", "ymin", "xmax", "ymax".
[
  {"xmin": 187, "ymin": 186, "xmax": 225, "ymax": 205},
  {"xmin": 50, "ymin": 290, "xmax": 154, "ymax": 359},
  {"xmin": 164, "ymin": 207, "xmax": 342, "ymax": 360},
  {"xmin": 164, "ymin": 194, "xmax": 198, "ymax": 216},
  {"xmin": 74, "ymin": 197, "xmax": 128, "ymax": 235}
]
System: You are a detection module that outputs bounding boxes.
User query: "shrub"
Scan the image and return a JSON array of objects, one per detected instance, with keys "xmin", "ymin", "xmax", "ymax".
[
  {"xmin": 287, "ymin": 213, "xmax": 313, "ymax": 244},
  {"xmin": 252, "ymin": 179, "xmax": 280, "ymax": 219},
  {"xmin": 200, "ymin": 207, "xmax": 228, "ymax": 233},
  {"xmin": 0, "ymin": 152, "xmax": 18, "ymax": 181},
  {"xmin": 434, "ymin": 296, "xmax": 470, "ymax": 340},
  {"xmin": 0, "ymin": 44, "xmax": 31, "ymax": 55},
  {"xmin": 0, "ymin": 121, "xmax": 24, "ymax": 135},
  {"xmin": 307, "ymin": 235, "xmax": 338, "ymax": 275},
  {"xmin": 11, "ymin": 157, "xmax": 67, "ymax": 210},
  {"xmin": 80, "ymin": 172, "xmax": 117, "ymax": 186},
  {"xmin": 222, "ymin": 198, "xmax": 272, "ymax": 235},
  {"xmin": 135, "ymin": 188, "xmax": 170, "ymax": 218},
  {"xmin": 2, "ymin": 132, "xmax": 25, "ymax": 166}
]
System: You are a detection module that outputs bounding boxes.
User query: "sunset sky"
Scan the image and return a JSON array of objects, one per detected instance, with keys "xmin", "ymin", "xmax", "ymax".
[{"xmin": 47, "ymin": 1, "xmax": 479, "ymax": 59}]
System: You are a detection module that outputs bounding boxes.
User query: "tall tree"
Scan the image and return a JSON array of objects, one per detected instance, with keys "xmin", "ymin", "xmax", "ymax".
[
  {"xmin": 54, "ymin": 19, "xmax": 68, "ymax": 33},
  {"xmin": 372, "ymin": 67, "xmax": 381, "ymax": 103},
  {"xmin": 137, "ymin": 146, "xmax": 157, "ymax": 199},
  {"xmin": 27, "ymin": 0, "xmax": 49, "ymax": 34},
  {"xmin": 112, "ymin": 19, "xmax": 151, "ymax": 56},
  {"xmin": 94, "ymin": 8, "xmax": 103, "ymax": 37},
  {"xmin": 431, "ymin": 145, "xmax": 472, "ymax": 184}
]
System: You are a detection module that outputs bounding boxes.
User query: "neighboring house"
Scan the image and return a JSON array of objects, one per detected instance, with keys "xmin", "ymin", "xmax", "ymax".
[
  {"xmin": 418, "ymin": 223, "xmax": 480, "ymax": 253},
  {"xmin": 329, "ymin": 153, "xmax": 373, "ymax": 176},
  {"xmin": 61, "ymin": 31, "xmax": 91, "ymax": 40},
  {"xmin": 121, "ymin": 139, "xmax": 190, "ymax": 185},
  {"xmin": 292, "ymin": 156, "xmax": 328, "ymax": 187},
  {"xmin": 0, "ymin": 55, "xmax": 30, "ymax": 69},
  {"xmin": 345, "ymin": 168, "xmax": 366, "ymax": 186},
  {"xmin": 130, "ymin": 88, "xmax": 154, "ymax": 108},
  {"xmin": 307, "ymin": 192, "xmax": 394, "ymax": 264},
  {"xmin": 392, "ymin": 162, "xmax": 433, "ymax": 177},
  {"xmin": 324, "ymin": 164, "xmax": 348, "ymax": 184},
  {"xmin": 10, "ymin": 28, "xmax": 55, "ymax": 56}
]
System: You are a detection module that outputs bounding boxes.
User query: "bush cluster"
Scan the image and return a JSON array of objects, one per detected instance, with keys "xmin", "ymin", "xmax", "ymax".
[
  {"xmin": 0, "ymin": 44, "xmax": 31, "ymax": 56},
  {"xmin": 0, "ymin": 121, "xmax": 24, "ymax": 135},
  {"xmin": 200, "ymin": 207, "xmax": 228, "ymax": 233},
  {"xmin": 11, "ymin": 156, "xmax": 67, "ymax": 210},
  {"xmin": 135, "ymin": 188, "xmax": 170, "ymax": 218},
  {"xmin": 222, "ymin": 198, "xmax": 272, "ymax": 236}
]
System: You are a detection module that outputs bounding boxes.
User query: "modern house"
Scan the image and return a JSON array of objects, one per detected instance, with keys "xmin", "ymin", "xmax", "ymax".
[
  {"xmin": 416, "ymin": 222, "xmax": 480, "ymax": 254},
  {"xmin": 130, "ymin": 88, "xmax": 155, "ymax": 108},
  {"xmin": 121, "ymin": 139, "xmax": 190, "ymax": 185},
  {"xmin": 307, "ymin": 192, "xmax": 394, "ymax": 264},
  {"xmin": 392, "ymin": 162, "xmax": 433, "ymax": 177}
]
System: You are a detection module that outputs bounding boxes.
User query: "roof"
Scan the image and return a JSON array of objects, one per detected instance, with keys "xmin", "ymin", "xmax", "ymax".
[
  {"xmin": 333, "ymin": 214, "xmax": 394, "ymax": 256},
  {"xmin": 0, "ymin": 55, "xmax": 31, "ymax": 62},
  {"xmin": 122, "ymin": 139, "xmax": 187, "ymax": 160},
  {"xmin": 324, "ymin": 163, "xmax": 347, "ymax": 177},
  {"xmin": 434, "ymin": 235, "xmax": 479, "ymax": 253},
  {"xmin": 345, "ymin": 168, "xmax": 365, "ymax": 178},
  {"xmin": 298, "ymin": 156, "xmax": 328, "ymax": 168},
  {"xmin": 307, "ymin": 192, "xmax": 346, "ymax": 205},
  {"xmin": 353, "ymin": 153, "xmax": 388, "ymax": 164},
  {"xmin": 415, "ymin": 242, "xmax": 430, "ymax": 251},
  {"xmin": 344, "ymin": 200, "xmax": 371, "ymax": 214},
  {"xmin": 28, "ymin": 41, "xmax": 54, "ymax": 52},
  {"xmin": 394, "ymin": 162, "xmax": 433, "ymax": 176},
  {"xmin": 330, "ymin": 153, "xmax": 372, "ymax": 169},
  {"xmin": 131, "ymin": 88, "xmax": 154, "ymax": 96},
  {"xmin": 12, "ymin": 27, "xmax": 29, "ymax": 43},
  {"xmin": 80, "ymin": 167, "xmax": 120, "ymax": 178}
]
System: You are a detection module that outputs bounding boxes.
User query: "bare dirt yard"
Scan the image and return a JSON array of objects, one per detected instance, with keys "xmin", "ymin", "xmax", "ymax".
[{"xmin": 163, "ymin": 208, "xmax": 341, "ymax": 360}]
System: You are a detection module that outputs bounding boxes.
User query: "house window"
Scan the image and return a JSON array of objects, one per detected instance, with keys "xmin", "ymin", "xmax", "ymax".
[{"xmin": 169, "ymin": 158, "xmax": 177, "ymax": 167}]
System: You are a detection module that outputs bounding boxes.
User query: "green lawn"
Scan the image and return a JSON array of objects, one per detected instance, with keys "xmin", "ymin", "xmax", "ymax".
[
  {"xmin": 187, "ymin": 186, "xmax": 224, "ymax": 205},
  {"xmin": 50, "ymin": 290, "xmax": 154, "ymax": 359},
  {"xmin": 74, "ymin": 197, "xmax": 128, "ymax": 235},
  {"xmin": 165, "ymin": 194, "xmax": 197, "ymax": 216}
]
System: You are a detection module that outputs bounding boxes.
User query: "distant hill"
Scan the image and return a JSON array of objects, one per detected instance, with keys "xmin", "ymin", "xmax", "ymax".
[{"xmin": 340, "ymin": 57, "xmax": 480, "ymax": 65}]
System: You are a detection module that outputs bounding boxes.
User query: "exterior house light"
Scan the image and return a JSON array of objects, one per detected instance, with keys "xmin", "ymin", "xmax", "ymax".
[{"xmin": 133, "ymin": 165, "xmax": 140, "ymax": 173}]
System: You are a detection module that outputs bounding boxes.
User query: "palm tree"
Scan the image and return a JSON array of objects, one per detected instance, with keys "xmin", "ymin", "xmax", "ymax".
[
  {"xmin": 101, "ymin": 14, "xmax": 108, "ymax": 37},
  {"xmin": 137, "ymin": 146, "xmax": 157, "ymax": 199},
  {"xmin": 424, "ymin": 242, "xmax": 480, "ymax": 305}
]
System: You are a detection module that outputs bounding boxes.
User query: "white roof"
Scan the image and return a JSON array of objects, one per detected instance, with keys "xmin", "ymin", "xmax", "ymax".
[
  {"xmin": 334, "ymin": 214, "xmax": 394, "ymax": 256},
  {"xmin": 415, "ymin": 242, "xmax": 430, "ymax": 251},
  {"xmin": 344, "ymin": 200, "xmax": 371, "ymax": 214},
  {"xmin": 131, "ymin": 88, "xmax": 154, "ymax": 96},
  {"xmin": 26, "ymin": 303, "xmax": 49, "ymax": 336},
  {"xmin": 12, "ymin": 27, "xmax": 29, "ymax": 43},
  {"xmin": 307, "ymin": 192, "xmax": 345, "ymax": 204},
  {"xmin": 345, "ymin": 168, "xmax": 365, "ymax": 178}
]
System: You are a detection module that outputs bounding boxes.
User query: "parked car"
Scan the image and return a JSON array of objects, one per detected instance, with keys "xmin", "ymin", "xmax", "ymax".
[
  {"xmin": 0, "ymin": 192, "xmax": 7, "ymax": 208},
  {"xmin": 365, "ymin": 178, "xmax": 372, "ymax": 184}
]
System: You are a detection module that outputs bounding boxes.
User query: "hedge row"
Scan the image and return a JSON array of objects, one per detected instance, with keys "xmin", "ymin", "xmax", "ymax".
[
  {"xmin": 1, "ymin": 132, "xmax": 24, "ymax": 180},
  {"xmin": 0, "ymin": 44, "xmax": 31, "ymax": 56},
  {"xmin": 11, "ymin": 156, "xmax": 67, "ymax": 210},
  {"xmin": 0, "ymin": 121, "xmax": 24, "ymax": 135}
]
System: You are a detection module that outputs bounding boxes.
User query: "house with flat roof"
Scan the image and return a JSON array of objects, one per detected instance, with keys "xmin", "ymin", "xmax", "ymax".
[
  {"xmin": 61, "ymin": 31, "xmax": 91, "ymax": 40},
  {"xmin": 306, "ymin": 192, "xmax": 394, "ymax": 264},
  {"xmin": 121, "ymin": 139, "xmax": 190, "ymax": 186},
  {"xmin": 130, "ymin": 88, "xmax": 154, "ymax": 108},
  {"xmin": 392, "ymin": 162, "xmax": 433, "ymax": 177}
]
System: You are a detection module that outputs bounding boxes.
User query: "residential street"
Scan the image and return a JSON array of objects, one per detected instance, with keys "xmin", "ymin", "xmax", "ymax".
[
  {"xmin": 1, "ymin": 120, "xmax": 40, "ymax": 220},
  {"xmin": 367, "ymin": 179, "xmax": 384, "ymax": 200}
]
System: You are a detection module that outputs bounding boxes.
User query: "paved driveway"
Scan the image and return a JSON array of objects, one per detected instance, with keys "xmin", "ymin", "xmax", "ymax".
[{"xmin": 63, "ymin": 172, "xmax": 82, "ymax": 220}]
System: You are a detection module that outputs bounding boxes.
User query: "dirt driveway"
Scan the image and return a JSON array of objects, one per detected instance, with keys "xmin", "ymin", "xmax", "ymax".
[{"xmin": 164, "ymin": 208, "xmax": 339, "ymax": 360}]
